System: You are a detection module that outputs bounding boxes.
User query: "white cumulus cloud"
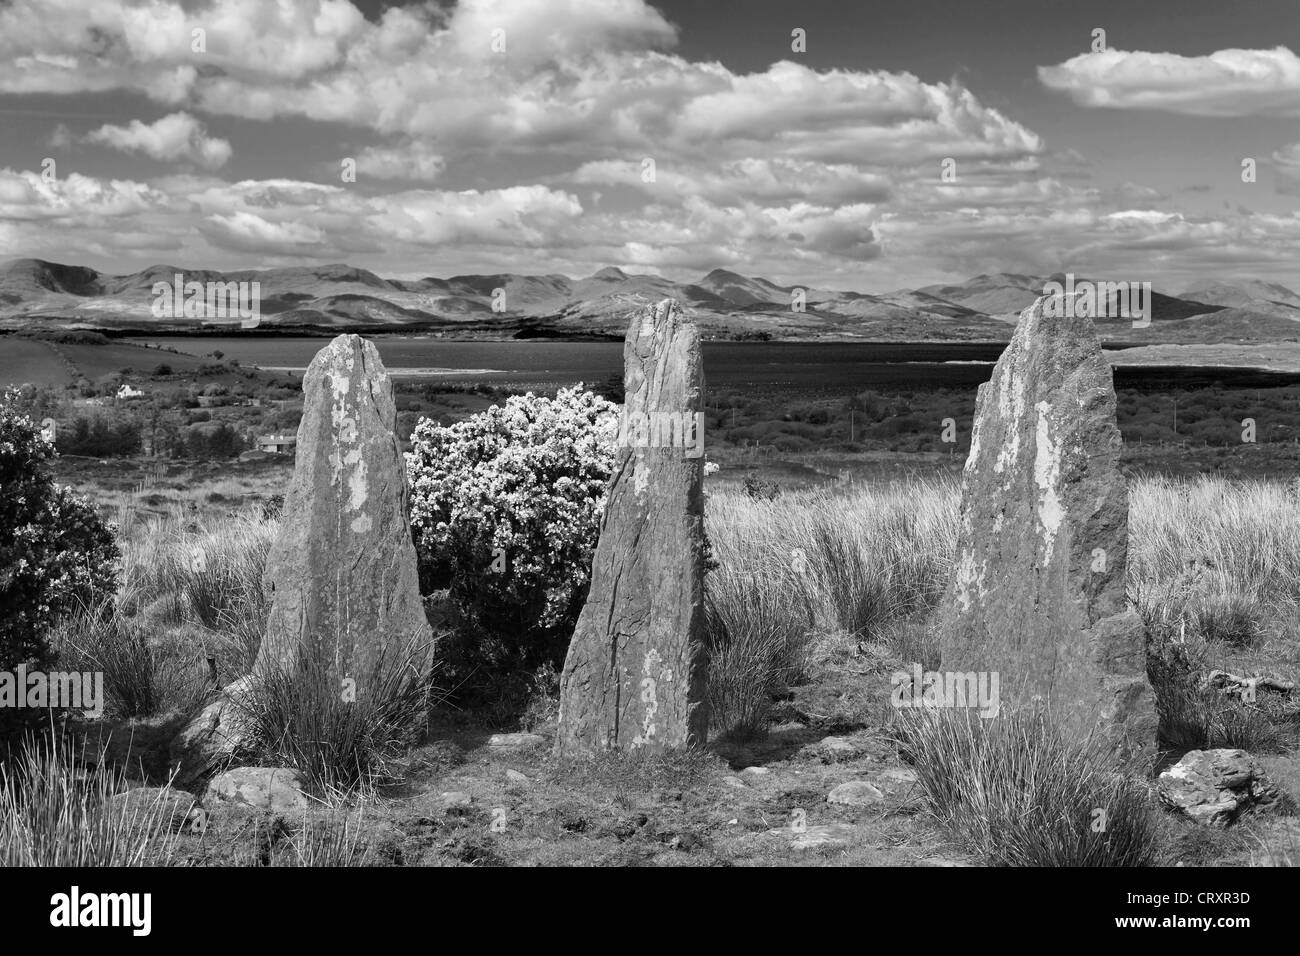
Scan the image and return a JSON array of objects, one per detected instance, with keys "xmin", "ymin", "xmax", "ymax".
[
  {"xmin": 1039, "ymin": 46, "xmax": 1300, "ymax": 116},
  {"xmin": 87, "ymin": 112, "xmax": 232, "ymax": 168}
]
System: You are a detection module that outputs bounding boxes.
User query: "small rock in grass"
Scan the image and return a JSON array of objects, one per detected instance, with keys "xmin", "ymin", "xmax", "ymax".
[
  {"xmin": 827, "ymin": 780, "xmax": 884, "ymax": 807},
  {"xmin": 206, "ymin": 767, "xmax": 308, "ymax": 815},
  {"xmin": 819, "ymin": 736, "xmax": 859, "ymax": 757},
  {"xmin": 765, "ymin": 822, "xmax": 857, "ymax": 851},
  {"xmin": 876, "ymin": 767, "xmax": 919, "ymax": 786},
  {"xmin": 488, "ymin": 733, "xmax": 546, "ymax": 749}
]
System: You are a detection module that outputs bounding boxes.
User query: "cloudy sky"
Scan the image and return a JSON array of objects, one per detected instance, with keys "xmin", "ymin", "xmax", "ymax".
[{"xmin": 1, "ymin": 0, "xmax": 1298, "ymax": 292}]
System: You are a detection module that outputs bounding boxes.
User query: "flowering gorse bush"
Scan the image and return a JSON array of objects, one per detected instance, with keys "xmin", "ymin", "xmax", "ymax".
[
  {"xmin": 0, "ymin": 390, "xmax": 119, "ymax": 678},
  {"xmin": 406, "ymin": 385, "xmax": 618, "ymax": 663}
]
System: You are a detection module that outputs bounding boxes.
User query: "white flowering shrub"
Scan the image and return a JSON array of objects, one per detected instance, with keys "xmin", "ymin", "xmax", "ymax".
[{"xmin": 406, "ymin": 386, "xmax": 618, "ymax": 664}]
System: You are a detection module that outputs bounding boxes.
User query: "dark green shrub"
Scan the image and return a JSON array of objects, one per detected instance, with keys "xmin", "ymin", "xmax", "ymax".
[{"xmin": 0, "ymin": 391, "xmax": 119, "ymax": 691}]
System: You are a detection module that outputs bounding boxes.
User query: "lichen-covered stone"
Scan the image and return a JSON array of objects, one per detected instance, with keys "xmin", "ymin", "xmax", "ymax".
[
  {"xmin": 937, "ymin": 293, "xmax": 1156, "ymax": 762},
  {"xmin": 1157, "ymin": 749, "xmax": 1289, "ymax": 827},
  {"xmin": 827, "ymin": 781, "xmax": 884, "ymax": 807},
  {"xmin": 206, "ymin": 766, "xmax": 309, "ymax": 815},
  {"xmin": 254, "ymin": 334, "xmax": 432, "ymax": 689},
  {"xmin": 555, "ymin": 299, "xmax": 708, "ymax": 754}
]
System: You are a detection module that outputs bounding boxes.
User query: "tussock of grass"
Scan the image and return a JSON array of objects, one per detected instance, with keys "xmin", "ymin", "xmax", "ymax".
[
  {"xmin": 237, "ymin": 641, "xmax": 439, "ymax": 797},
  {"xmin": 1177, "ymin": 593, "xmax": 1265, "ymax": 647},
  {"xmin": 272, "ymin": 812, "xmax": 370, "ymax": 866},
  {"xmin": 0, "ymin": 734, "xmax": 177, "ymax": 866},
  {"xmin": 705, "ymin": 480, "xmax": 955, "ymax": 737},
  {"xmin": 808, "ymin": 517, "xmax": 893, "ymax": 637},
  {"xmin": 707, "ymin": 479, "xmax": 956, "ymax": 636},
  {"xmin": 50, "ymin": 509, "xmax": 276, "ymax": 719},
  {"xmin": 1131, "ymin": 478, "xmax": 1300, "ymax": 625},
  {"xmin": 50, "ymin": 600, "xmax": 213, "ymax": 720},
  {"xmin": 894, "ymin": 708, "xmax": 1161, "ymax": 867},
  {"xmin": 704, "ymin": 564, "xmax": 813, "ymax": 739},
  {"xmin": 117, "ymin": 508, "xmax": 273, "ymax": 636}
]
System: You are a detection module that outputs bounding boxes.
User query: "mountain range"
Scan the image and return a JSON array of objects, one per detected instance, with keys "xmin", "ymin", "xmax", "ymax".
[{"xmin": 4, "ymin": 257, "xmax": 1300, "ymax": 344}]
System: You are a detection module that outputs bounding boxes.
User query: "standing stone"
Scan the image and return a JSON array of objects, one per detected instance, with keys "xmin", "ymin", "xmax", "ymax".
[
  {"xmin": 937, "ymin": 293, "xmax": 1155, "ymax": 762},
  {"xmin": 254, "ymin": 334, "xmax": 432, "ymax": 690},
  {"xmin": 555, "ymin": 299, "xmax": 708, "ymax": 754}
]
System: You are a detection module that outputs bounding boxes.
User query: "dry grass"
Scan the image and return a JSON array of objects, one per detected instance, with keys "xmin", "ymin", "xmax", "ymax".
[
  {"xmin": 704, "ymin": 479, "xmax": 955, "ymax": 737},
  {"xmin": 0, "ymin": 733, "xmax": 178, "ymax": 866},
  {"xmin": 238, "ymin": 639, "xmax": 441, "ymax": 798},
  {"xmin": 1131, "ymin": 479, "xmax": 1300, "ymax": 599},
  {"xmin": 271, "ymin": 811, "xmax": 372, "ymax": 866},
  {"xmin": 117, "ymin": 507, "xmax": 274, "ymax": 638},
  {"xmin": 49, "ymin": 601, "xmax": 212, "ymax": 720},
  {"xmin": 705, "ymin": 475, "xmax": 1300, "ymax": 745},
  {"xmin": 21, "ymin": 466, "xmax": 1299, "ymax": 866},
  {"xmin": 893, "ymin": 707, "xmax": 1162, "ymax": 866},
  {"xmin": 49, "ymin": 507, "xmax": 276, "ymax": 719}
]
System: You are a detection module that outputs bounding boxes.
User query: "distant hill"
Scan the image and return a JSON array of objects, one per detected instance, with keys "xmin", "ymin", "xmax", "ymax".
[
  {"xmin": 1180, "ymin": 279, "xmax": 1300, "ymax": 307},
  {"xmin": 916, "ymin": 272, "xmax": 1046, "ymax": 316},
  {"xmin": 0, "ymin": 257, "xmax": 1292, "ymax": 344},
  {"xmin": 0, "ymin": 258, "xmax": 104, "ymax": 299},
  {"xmin": 1114, "ymin": 307, "xmax": 1300, "ymax": 344},
  {"xmin": 1175, "ymin": 280, "xmax": 1300, "ymax": 320}
]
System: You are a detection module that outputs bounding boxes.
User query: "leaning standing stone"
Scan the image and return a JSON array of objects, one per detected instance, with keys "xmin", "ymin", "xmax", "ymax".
[
  {"xmin": 937, "ymin": 293, "xmax": 1156, "ymax": 762},
  {"xmin": 555, "ymin": 299, "xmax": 708, "ymax": 754},
  {"xmin": 254, "ymin": 334, "xmax": 432, "ymax": 691}
]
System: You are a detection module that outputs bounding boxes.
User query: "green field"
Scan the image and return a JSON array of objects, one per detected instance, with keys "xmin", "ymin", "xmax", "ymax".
[{"xmin": 0, "ymin": 337, "xmax": 72, "ymax": 387}]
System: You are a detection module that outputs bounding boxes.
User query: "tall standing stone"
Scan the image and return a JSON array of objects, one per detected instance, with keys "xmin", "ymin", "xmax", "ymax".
[
  {"xmin": 937, "ymin": 293, "xmax": 1155, "ymax": 761},
  {"xmin": 254, "ymin": 334, "xmax": 432, "ymax": 689},
  {"xmin": 555, "ymin": 299, "xmax": 708, "ymax": 754}
]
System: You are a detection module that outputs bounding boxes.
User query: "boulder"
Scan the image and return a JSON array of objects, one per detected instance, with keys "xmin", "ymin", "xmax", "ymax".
[
  {"xmin": 169, "ymin": 676, "xmax": 256, "ymax": 786},
  {"xmin": 739, "ymin": 766, "xmax": 774, "ymax": 787},
  {"xmin": 1157, "ymin": 749, "xmax": 1290, "ymax": 827},
  {"xmin": 827, "ymin": 780, "xmax": 884, "ymax": 807},
  {"xmin": 555, "ymin": 299, "xmax": 708, "ymax": 754},
  {"xmin": 937, "ymin": 293, "xmax": 1155, "ymax": 762},
  {"xmin": 254, "ymin": 334, "xmax": 433, "ymax": 692},
  {"xmin": 873, "ymin": 766, "xmax": 920, "ymax": 793},
  {"xmin": 206, "ymin": 766, "xmax": 310, "ymax": 815}
]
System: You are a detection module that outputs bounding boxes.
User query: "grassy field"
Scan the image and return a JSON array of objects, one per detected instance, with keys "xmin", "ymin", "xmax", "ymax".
[
  {"xmin": 9, "ymin": 338, "xmax": 1300, "ymax": 867},
  {"xmin": 10, "ymin": 467, "xmax": 1296, "ymax": 867},
  {"xmin": 0, "ymin": 337, "xmax": 72, "ymax": 387}
]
